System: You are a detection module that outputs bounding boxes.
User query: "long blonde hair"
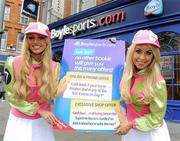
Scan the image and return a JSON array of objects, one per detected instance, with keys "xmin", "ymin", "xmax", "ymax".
[
  {"xmin": 13, "ymin": 36, "xmax": 57, "ymax": 103},
  {"xmin": 120, "ymin": 44, "xmax": 161, "ymax": 104}
]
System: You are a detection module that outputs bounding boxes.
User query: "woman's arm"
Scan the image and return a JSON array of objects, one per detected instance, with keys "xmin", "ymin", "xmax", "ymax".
[
  {"xmin": 133, "ymin": 80, "xmax": 167, "ymax": 131},
  {"xmin": 54, "ymin": 62, "xmax": 70, "ymax": 97},
  {"xmin": 4, "ymin": 57, "xmax": 40, "ymax": 116},
  {"xmin": 115, "ymin": 100, "xmax": 132, "ymax": 135}
]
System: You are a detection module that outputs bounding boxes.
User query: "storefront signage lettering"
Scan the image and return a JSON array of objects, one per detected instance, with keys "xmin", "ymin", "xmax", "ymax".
[
  {"xmin": 51, "ymin": 11, "xmax": 126, "ymax": 40},
  {"xmin": 99, "ymin": 11, "xmax": 125, "ymax": 26},
  {"xmin": 51, "ymin": 19, "xmax": 97, "ymax": 40}
]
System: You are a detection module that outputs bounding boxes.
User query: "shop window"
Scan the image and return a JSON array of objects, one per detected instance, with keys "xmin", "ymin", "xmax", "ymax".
[
  {"xmin": 158, "ymin": 32, "xmax": 180, "ymax": 52},
  {"xmin": 4, "ymin": 5, "xmax": 10, "ymax": 21},
  {"xmin": 158, "ymin": 32, "xmax": 180, "ymax": 101}
]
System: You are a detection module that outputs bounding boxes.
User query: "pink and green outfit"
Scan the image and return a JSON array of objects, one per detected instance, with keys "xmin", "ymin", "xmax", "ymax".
[
  {"xmin": 3, "ymin": 56, "xmax": 60, "ymax": 141},
  {"xmin": 121, "ymin": 70, "xmax": 171, "ymax": 141}
]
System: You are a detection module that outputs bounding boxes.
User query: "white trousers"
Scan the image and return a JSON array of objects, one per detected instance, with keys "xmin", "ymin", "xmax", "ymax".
[
  {"xmin": 122, "ymin": 120, "xmax": 171, "ymax": 141},
  {"xmin": 3, "ymin": 113, "xmax": 55, "ymax": 141}
]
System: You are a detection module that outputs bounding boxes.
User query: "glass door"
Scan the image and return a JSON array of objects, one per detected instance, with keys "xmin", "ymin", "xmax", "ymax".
[{"xmin": 158, "ymin": 31, "xmax": 180, "ymax": 101}]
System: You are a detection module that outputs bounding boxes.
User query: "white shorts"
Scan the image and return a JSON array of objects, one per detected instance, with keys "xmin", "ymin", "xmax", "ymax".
[
  {"xmin": 122, "ymin": 120, "xmax": 171, "ymax": 141},
  {"xmin": 3, "ymin": 113, "xmax": 55, "ymax": 141}
]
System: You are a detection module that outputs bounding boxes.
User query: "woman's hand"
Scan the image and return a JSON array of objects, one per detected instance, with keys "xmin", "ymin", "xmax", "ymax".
[
  {"xmin": 56, "ymin": 75, "xmax": 70, "ymax": 97},
  {"xmin": 109, "ymin": 37, "xmax": 117, "ymax": 43},
  {"xmin": 114, "ymin": 106, "xmax": 132, "ymax": 135},
  {"xmin": 115, "ymin": 106, "xmax": 126, "ymax": 123},
  {"xmin": 37, "ymin": 109, "xmax": 60, "ymax": 125},
  {"xmin": 115, "ymin": 121, "xmax": 132, "ymax": 135}
]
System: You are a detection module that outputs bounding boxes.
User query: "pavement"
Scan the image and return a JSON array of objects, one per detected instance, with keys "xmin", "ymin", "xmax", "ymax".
[{"xmin": 1, "ymin": 100, "xmax": 180, "ymax": 141}]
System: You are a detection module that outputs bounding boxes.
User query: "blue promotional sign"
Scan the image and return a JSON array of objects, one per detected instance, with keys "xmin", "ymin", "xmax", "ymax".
[
  {"xmin": 21, "ymin": 0, "xmax": 39, "ymax": 19},
  {"xmin": 144, "ymin": 0, "xmax": 163, "ymax": 17},
  {"xmin": 54, "ymin": 39, "xmax": 125, "ymax": 132}
]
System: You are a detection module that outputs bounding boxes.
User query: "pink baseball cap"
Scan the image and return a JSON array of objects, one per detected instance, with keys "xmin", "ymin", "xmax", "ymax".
[
  {"xmin": 132, "ymin": 30, "xmax": 160, "ymax": 48},
  {"xmin": 25, "ymin": 22, "xmax": 51, "ymax": 37}
]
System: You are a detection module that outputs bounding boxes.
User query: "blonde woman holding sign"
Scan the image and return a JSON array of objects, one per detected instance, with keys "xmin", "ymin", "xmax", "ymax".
[
  {"xmin": 116, "ymin": 30, "xmax": 171, "ymax": 141},
  {"xmin": 3, "ymin": 22, "xmax": 68, "ymax": 141}
]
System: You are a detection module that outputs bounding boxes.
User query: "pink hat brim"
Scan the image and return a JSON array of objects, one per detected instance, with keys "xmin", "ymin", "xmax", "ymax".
[
  {"xmin": 25, "ymin": 30, "xmax": 50, "ymax": 37},
  {"xmin": 133, "ymin": 40, "xmax": 160, "ymax": 48}
]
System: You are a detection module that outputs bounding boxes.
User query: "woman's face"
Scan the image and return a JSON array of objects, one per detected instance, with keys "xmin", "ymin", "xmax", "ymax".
[
  {"xmin": 132, "ymin": 44, "xmax": 154, "ymax": 70},
  {"xmin": 26, "ymin": 33, "xmax": 47, "ymax": 55}
]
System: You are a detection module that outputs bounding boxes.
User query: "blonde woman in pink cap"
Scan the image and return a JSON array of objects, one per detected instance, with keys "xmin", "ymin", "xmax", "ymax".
[
  {"xmin": 3, "ymin": 22, "xmax": 68, "ymax": 141},
  {"xmin": 116, "ymin": 30, "xmax": 171, "ymax": 141}
]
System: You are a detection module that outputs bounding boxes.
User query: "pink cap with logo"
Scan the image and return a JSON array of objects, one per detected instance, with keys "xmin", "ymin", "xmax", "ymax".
[
  {"xmin": 25, "ymin": 22, "xmax": 51, "ymax": 37},
  {"xmin": 132, "ymin": 30, "xmax": 160, "ymax": 48}
]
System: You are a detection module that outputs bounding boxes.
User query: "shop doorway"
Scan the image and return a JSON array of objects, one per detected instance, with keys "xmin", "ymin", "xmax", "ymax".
[
  {"xmin": 158, "ymin": 31, "xmax": 180, "ymax": 101},
  {"xmin": 158, "ymin": 31, "xmax": 180, "ymax": 121}
]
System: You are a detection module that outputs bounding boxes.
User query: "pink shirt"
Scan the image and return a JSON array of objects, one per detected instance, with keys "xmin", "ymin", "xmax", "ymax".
[
  {"xmin": 126, "ymin": 73, "xmax": 150, "ymax": 124},
  {"xmin": 11, "ymin": 56, "xmax": 57, "ymax": 119}
]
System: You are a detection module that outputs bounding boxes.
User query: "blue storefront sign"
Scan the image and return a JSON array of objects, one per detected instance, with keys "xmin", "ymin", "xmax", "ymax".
[{"xmin": 21, "ymin": 0, "xmax": 39, "ymax": 19}]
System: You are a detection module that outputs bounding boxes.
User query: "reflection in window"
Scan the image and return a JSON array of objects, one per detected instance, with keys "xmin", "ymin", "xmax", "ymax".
[
  {"xmin": 158, "ymin": 31, "xmax": 180, "ymax": 52},
  {"xmin": 158, "ymin": 32, "xmax": 180, "ymax": 101}
]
